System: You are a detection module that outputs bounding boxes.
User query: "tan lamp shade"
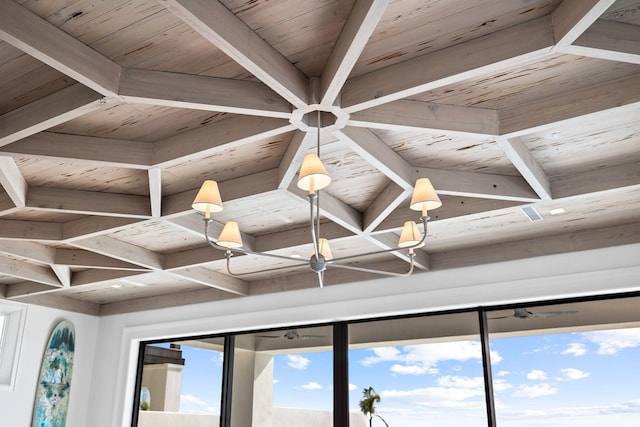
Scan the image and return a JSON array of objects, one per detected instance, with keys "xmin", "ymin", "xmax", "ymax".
[
  {"xmin": 217, "ymin": 221, "xmax": 243, "ymax": 249},
  {"xmin": 192, "ymin": 180, "xmax": 223, "ymax": 216},
  {"xmin": 297, "ymin": 153, "xmax": 331, "ymax": 193},
  {"xmin": 312, "ymin": 238, "xmax": 333, "ymax": 260},
  {"xmin": 398, "ymin": 221, "xmax": 423, "ymax": 248},
  {"xmin": 410, "ymin": 178, "xmax": 442, "ymax": 215}
]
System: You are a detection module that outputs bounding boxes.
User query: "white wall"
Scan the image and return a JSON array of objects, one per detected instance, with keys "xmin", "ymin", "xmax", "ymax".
[
  {"xmin": 4, "ymin": 244, "xmax": 638, "ymax": 427},
  {"xmin": 0, "ymin": 303, "xmax": 99, "ymax": 427}
]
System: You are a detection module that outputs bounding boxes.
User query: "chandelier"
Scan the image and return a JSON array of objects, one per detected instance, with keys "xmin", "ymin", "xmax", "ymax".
[{"xmin": 192, "ymin": 116, "xmax": 442, "ymax": 287}]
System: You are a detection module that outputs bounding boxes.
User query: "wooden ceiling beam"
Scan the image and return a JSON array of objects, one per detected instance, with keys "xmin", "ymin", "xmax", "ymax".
[
  {"xmin": 0, "ymin": 241, "xmax": 55, "ymax": 265},
  {"xmin": 349, "ymin": 100, "xmax": 500, "ymax": 136},
  {"xmin": 363, "ymin": 183, "xmax": 410, "ymax": 233},
  {"xmin": 163, "ymin": 245, "xmax": 227, "ymax": 270},
  {"xmin": 153, "ymin": 115, "xmax": 295, "ymax": 166},
  {"xmin": 62, "ymin": 217, "xmax": 146, "ymax": 241},
  {"xmin": 334, "ymin": 127, "xmax": 414, "ymax": 189},
  {"xmin": 341, "ymin": 16, "xmax": 554, "ymax": 112},
  {"xmin": 0, "ymin": 256, "xmax": 60, "ymax": 287},
  {"xmin": 552, "ymin": 162, "xmax": 640, "ymax": 199},
  {"xmin": 26, "ymin": 187, "xmax": 151, "ymax": 218},
  {"xmin": 71, "ymin": 236, "xmax": 164, "ymax": 270},
  {"xmin": 320, "ymin": 0, "xmax": 389, "ymax": 105},
  {"xmin": 278, "ymin": 131, "xmax": 315, "ymax": 190},
  {"xmin": 166, "ymin": 214, "xmax": 257, "ymax": 252},
  {"xmin": 562, "ymin": 19, "xmax": 640, "ymax": 64},
  {"xmin": 119, "ymin": 68, "xmax": 292, "ymax": 118},
  {"xmin": 5, "ymin": 282, "xmax": 62, "ymax": 299},
  {"xmin": 550, "ymin": 0, "xmax": 616, "ymax": 48},
  {"xmin": 9, "ymin": 292, "xmax": 100, "ymax": 315},
  {"xmin": 414, "ymin": 167, "xmax": 541, "ymax": 203},
  {"xmin": 0, "ymin": 1, "xmax": 121, "ymax": 96},
  {"xmin": 163, "ymin": 0, "xmax": 309, "ymax": 107},
  {"xmin": 167, "ymin": 267, "xmax": 249, "ymax": 296},
  {"xmin": 148, "ymin": 168, "xmax": 162, "ymax": 218},
  {"xmin": 499, "ymin": 73, "xmax": 640, "ymax": 136},
  {"xmin": 71, "ymin": 269, "xmax": 151, "ymax": 288},
  {"xmin": 51, "ymin": 265, "xmax": 71, "ymax": 288},
  {"xmin": 0, "ymin": 84, "xmax": 106, "ymax": 148},
  {"xmin": 495, "ymin": 137, "xmax": 552, "ymax": 201},
  {"xmin": 366, "ymin": 232, "xmax": 430, "ymax": 271},
  {"xmin": 54, "ymin": 249, "xmax": 149, "ymax": 271},
  {"xmin": 0, "ymin": 157, "xmax": 27, "ymax": 208},
  {"xmin": 0, "ymin": 219, "xmax": 63, "ymax": 241},
  {"xmin": 0, "ymin": 132, "xmax": 154, "ymax": 169}
]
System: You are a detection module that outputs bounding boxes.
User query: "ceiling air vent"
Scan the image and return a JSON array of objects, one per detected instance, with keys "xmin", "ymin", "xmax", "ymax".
[{"xmin": 521, "ymin": 206, "xmax": 543, "ymax": 222}]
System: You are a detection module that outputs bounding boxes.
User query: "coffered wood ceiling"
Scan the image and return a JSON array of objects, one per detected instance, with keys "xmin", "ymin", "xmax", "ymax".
[{"xmin": 0, "ymin": 0, "xmax": 639, "ymax": 315}]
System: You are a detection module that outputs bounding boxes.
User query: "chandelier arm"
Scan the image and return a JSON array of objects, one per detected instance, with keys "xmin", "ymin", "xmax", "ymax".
[
  {"xmin": 203, "ymin": 218, "xmax": 310, "ymax": 264},
  {"xmin": 224, "ymin": 251, "xmax": 309, "ymax": 277},
  {"xmin": 318, "ymin": 271, "xmax": 324, "ymax": 288},
  {"xmin": 308, "ymin": 193, "xmax": 321, "ymax": 261},
  {"xmin": 328, "ymin": 216, "xmax": 430, "ymax": 264},
  {"xmin": 328, "ymin": 254, "xmax": 415, "ymax": 277}
]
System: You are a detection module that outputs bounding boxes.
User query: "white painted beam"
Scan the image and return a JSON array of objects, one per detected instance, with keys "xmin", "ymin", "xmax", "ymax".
[
  {"xmin": 278, "ymin": 131, "xmax": 316, "ymax": 190},
  {"xmin": 0, "ymin": 0, "xmax": 121, "ymax": 96},
  {"xmin": 0, "ymin": 132, "xmax": 154, "ymax": 169},
  {"xmin": 349, "ymin": 100, "xmax": 500, "ymax": 136},
  {"xmin": 0, "ymin": 84, "xmax": 106, "ymax": 148},
  {"xmin": 71, "ymin": 236, "xmax": 165, "ymax": 270},
  {"xmin": 563, "ymin": 19, "xmax": 640, "ymax": 64},
  {"xmin": 363, "ymin": 183, "xmax": 410, "ymax": 233},
  {"xmin": 54, "ymin": 249, "xmax": 150, "ymax": 271},
  {"xmin": 168, "ymin": 267, "xmax": 249, "ymax": 296},
  {"xmin": 551, "ymin": 0, "xmax": 616, "ymax": 48},
  {"xmin": 0, "ymin": 157, "xmax": 27, "ymax": 208},
  {"xmin": 320, "ymin": 0, "xmax": 389, "ymax": 104},
  {"xmin": 0, "ymin": 256, "xmax": 60, "ymax": 287},
  {"xmin": 495, "ymin": 137, "xmax": 552, "ymax": 201},
  {"xmin": 163, "ymin": 0, "xmax": 309, "ymax": 107},
  {"xmin": 148, "ymin": 168, "xmax": 162, "ymax": 218},
  {"xmin": 119, "ymin": 68, "xmax": 292, "ymax": 118}
]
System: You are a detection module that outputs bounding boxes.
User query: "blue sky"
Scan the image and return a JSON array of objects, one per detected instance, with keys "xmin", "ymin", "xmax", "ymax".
[{"xmin": 166, "ymin": 326, "xmax": 640, "ymax": 426}]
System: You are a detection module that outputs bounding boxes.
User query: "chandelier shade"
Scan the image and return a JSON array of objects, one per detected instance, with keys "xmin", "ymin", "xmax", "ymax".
[
  {"xmin": 398, "ymin": 221, "xmax": 423, "ymax": 248},
  {"xmin": 297, "ymin": 153, "xmax": 332, "ymax": 193},
  {"xmin": 410, "ymin": 178, "xmax": 442, "ymax": 216},
  {"xmin": 217, "ymin": 221, "xmax": 243, "ymax": 249},
  {"xmin": 192, "ymin": 180, "xmax": 223, "ymax": 217}
]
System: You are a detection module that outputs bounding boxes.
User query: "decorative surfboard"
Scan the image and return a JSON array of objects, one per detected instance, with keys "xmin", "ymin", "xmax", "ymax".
[{"xmin": 32, "ymin": 320, "xmax": 75, "ymax": 427}]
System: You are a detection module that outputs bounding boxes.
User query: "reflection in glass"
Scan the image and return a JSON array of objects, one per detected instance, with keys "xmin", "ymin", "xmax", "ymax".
[
  {"xmin": 488, "ymin": 297, "xmax": 640, "ymax": 427},
  {"xmin": 136, "ymin": 339, "xmax": 224, "ymax": 427},
  {"xmin": 231, "ymin": 325, "xmax": 333, "ymax": 426},
  {"xmin": 349, "ymin": 312, "xmax": 488, "ymax": 427}
]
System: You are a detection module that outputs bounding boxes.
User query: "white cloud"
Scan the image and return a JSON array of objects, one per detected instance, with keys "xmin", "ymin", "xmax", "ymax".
[
  {"xmin": 361, "ymin": 341, "xmax": 496, "ymax": 376},
  {"xmin": 526, "ymin": 369, "xmax": 548, "ymax": 380},
  {"xmin": 211, "ymin": 352, "xmax": 224, "ymax": 365},
  {"xmin": 181, "ymin": 394, "xmax": 208, "ymax": 406},
  {"xmin": 383, "ymin": 386, "xmax": 484, "ymax": 404},
  {"xmin": 273, "ymin": 379, "xmax": 279, "ymax": 384},
  {"xmin": 512, "ymin": 383, "xmax": 558, "ymax": 398},
  {"xmin": 562, "ymin": 342, "xmax": 587, "ymax": 356},
  {"xmin": 287, "ymin": 354, "xmax": 310, "ymax": 370},
  {"xmin": 584, "ymin": 328, "xmax": 640, "ymax": 355},
  {"xmin": 561, "ymin": 367, "xmax": 590, "ymax": 380},
  {"xmin": 492, "ymin": 378, "xmax": 513, "ymax": 392},
  {"xmin": 301, "ymin": 381, "xmax": 323, "ymax": 390},
  {"xmin": 349, "ymin": 383, "xmax": 358, "ymax": 391},
  {"xmin": 437, "ymin": 375, "xmax": 484, "ymax": 389},
  {"xmin": 496, "ymin": 370, "xmax": 510, "ymax": 377}
]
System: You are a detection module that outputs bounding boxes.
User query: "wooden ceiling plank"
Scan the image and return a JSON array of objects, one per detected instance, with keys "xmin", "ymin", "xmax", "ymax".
[
  {"xmin": 148, "ymin": 168, "xmax": 162, "ymax": 218},
  {"xmin": 550, "ymin": 0, "xmax": 616, "ymax": 48},
  {"xmin": 320, "ymin": 0, "xmax": 389, "ymax": 105},
  {"xmin": 0, "ymin": 257, "xmax": 60, "ymax": 287},
  {"xmin": 8, "ymin": 292, "xmax": 100, "ymax": 315},
  {"xmin": 562, "ymin": 19, "xmax": 640, "ymax": 64},
  {"xmin": 26, "ymin": 187, "xmax": 151, "ymax": 218},
  {"xmin": 0, "ymin": 156, "xmax": 27, "ymax": 208},
  {"xmin": 0, "ymin": 84, "xmax": 106, "ymax": 148},
  {"xmin": 0, "ymin": 219, "xmax": 63, "ymax": 241},
  {"xmin": 62, "ymin": 217, "xmax": 147, "ymax": 241},
  {"xmin": 6, "ymin": 282, "xmax": 62, "ymax": 299},
  {"xmin": 0, "ymin": 241, "xmax": 55, "ymax": 264},
  {"xmin": 495, "ymin": 137, "xmax": 552, "ymax": 201},
  {"xmin": 553, "ymin": 162, "xmax": 640, "ymax": 199},
  {"xmin": 349, "ymin": 100, "xmax": 500, "ymax": 136},
  {"xmin": 166, "ymin": 214, "xmax": 256, "ymax": 252},
  {"xmin": 286, "ymin": 181, "xmax": 363, "ymax": 234},
  {"xmin": 71, "ymin": 236, "xmax": 164, "ymax": 270},
  {"xmin": 500, "ymin": 73, "xmax": 640, "ymax": 136},
  {"xmin": 366, "ymin": 232, "xmax": 430, "ymax": 271},
  {"xmin": 119, "ymin": 68, "xmax": 292, "ymax": 118},
  {"xmin": 363, "ymin": 183, "xmax": 410, "ymax": 233},
  {"xmin": 334, "ymin": 127, "xmax": 414, "ymax": 189},
  {"xmin": 163, "ymin": 0, "xmax": 309, "ymax": 107},
  {"xmin": 153, "ymin": 115, "xmax": 295, "ymax": 166},
  {"xmin": 163, "ymin": 169, "xmax": 280, "ymax": 217},
  {"xmin": 0, "ymin": 132, "xmax": 154, "ymax": 169},
  {"xmin": 341, "ymin": 16, "xmax": 554, "ymax": 112},
  {"xmin": 54, "ymin": 249, "xmax": 149, "ymax": 271},
  {"xmin": 254, "ymin": 221, "xmax": 354, "ymax": 253},
  {"xmin": 168, "ymin": 267, "xmax": 248, "ymax": 296},
  {"xmin": 414, "ymin": 167, "xmax": 541, "ymax": 202},
  {"xmin": 0, "ymin": 1, "xmax": 121, "ymax": 96},
  {"xmin": 71, "ymin": 269, "xmax": 151, "ymax": 288},
  {"xmin": 163, "ymin": 246, "xmax": 227, "ymax": 270},
  {"xmin": 278, "ymin": 130, "xmax": 315, "ymax": 190}
]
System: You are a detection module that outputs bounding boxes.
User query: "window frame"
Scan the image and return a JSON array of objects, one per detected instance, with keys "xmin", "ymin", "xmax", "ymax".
[{"xmin": 0, "ymin": 300, "xmax": 27, "ymax": 390}]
